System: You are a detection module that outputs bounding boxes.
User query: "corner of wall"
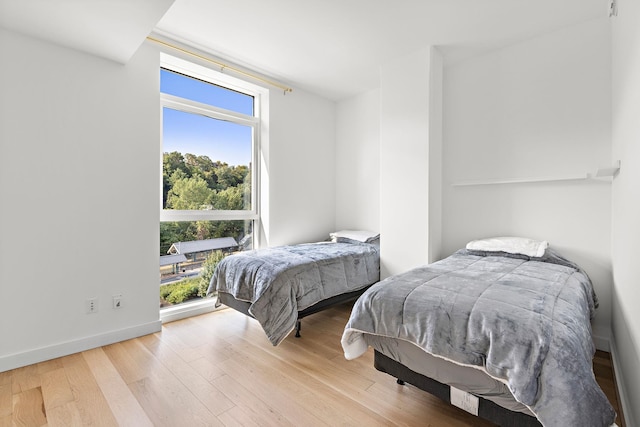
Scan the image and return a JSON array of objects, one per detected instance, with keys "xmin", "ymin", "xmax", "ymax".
[{"xmin": 609, "ymin": 332, "xmax": 638, "ymax": 427}]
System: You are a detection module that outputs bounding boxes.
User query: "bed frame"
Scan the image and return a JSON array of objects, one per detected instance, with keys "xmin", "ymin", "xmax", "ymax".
[
  {"xmin": 218, "ymin": 285, "xmax": 373, "ymax": 338},
  {"xmin": 374, "ymin": 350, "xmax": 542, "ymax": 427}
]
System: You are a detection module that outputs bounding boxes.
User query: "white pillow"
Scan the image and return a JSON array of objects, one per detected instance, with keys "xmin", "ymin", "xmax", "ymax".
[
  {"xmin": 466, "ymin": 237, "xmax": 548, "ymax": 258},
  {"xmin": 330, "ymin": 230, "xmax": 379, "ymax": 243}
]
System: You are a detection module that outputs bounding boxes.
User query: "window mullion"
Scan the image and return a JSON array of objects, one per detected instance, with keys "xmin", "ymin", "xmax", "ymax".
[
  {"xmin": 161, "ymin": 210, "xmax": 258, "ymax": 222},
  {"xmin": 162, "ymin": 94, "xmax": 257, "ymax": 126}
]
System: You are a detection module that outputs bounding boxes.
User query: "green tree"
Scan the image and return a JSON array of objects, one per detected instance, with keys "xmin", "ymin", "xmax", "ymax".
[
  {"xmin": 215, "ymin": 163, "xmax": 249, "ymax": 190},
  {"xmin": 166, "ymin": 176, "xmax": 214, "ymax": 210},
  {"xmin": 211, "ymin": 220, "xmax": 246, "ymax": 240},
  {"xmin": 193, "ymin": 220, "xmax": 215, "ymax": 240},
  {"xmin": 160, "ymin": 222, "xmax": 182, "ymax": 255},
  {"xmin": 213, "ymin": 186, "xmax": 244, "ymax": 210},
  {"xmin": 163, "ymin": 151, "xmax": 189, "ymax": 177},
  {"xmin": 198, "ymin": 250, "xmax": 226, "ymax": 297},
  {"xmin": 184, "ymin": 153, "xmax": 218, "ymax": 189},
  {"xmin": 163, "ymin": 151, "xmax": 190, "ymax": 208}
]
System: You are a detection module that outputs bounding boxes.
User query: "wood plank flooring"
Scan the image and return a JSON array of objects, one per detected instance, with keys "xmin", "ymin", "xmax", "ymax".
[{"xmin": 1, "ymin": 303, "xmax": 625, "ymax": 426}]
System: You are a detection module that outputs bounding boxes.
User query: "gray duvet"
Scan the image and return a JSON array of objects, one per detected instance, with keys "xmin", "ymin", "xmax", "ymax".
[
  {"xmin": 341, "ymin": 249, "xmax": 615, "ymax": 427},
  {"xmin": 208, "ymin": 241, "xmax": 379, "ymax": 345}
]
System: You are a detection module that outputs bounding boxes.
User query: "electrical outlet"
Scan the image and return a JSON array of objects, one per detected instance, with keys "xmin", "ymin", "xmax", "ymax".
[
  {"xmin": 86, "ymin": 297, "xmax": 98, "ymax": 314},
  {"xmin": 113, "ymin": 294, "xmax": 123, "ymax": 309},
  {"xmin": 609, "ymin": 0, "xmax": 618, "ymax": 17}
]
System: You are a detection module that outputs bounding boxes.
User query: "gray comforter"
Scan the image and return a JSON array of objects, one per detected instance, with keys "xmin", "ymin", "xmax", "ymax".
[
  {"xmin": 208, "ymin": 241, "xmax": 379, "ymax": 345},
  {"xmin": 341, "ymin": 249, "xmax": 615, "ymax": 427}
]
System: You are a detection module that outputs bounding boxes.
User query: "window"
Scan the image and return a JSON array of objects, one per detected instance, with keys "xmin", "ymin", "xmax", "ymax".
[{"xmin": 159, "ymin": 54, "xmax": 266, "ymax": 321}]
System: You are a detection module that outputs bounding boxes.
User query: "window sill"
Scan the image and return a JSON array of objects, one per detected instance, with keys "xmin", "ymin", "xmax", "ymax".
[{"xmin": 160, "ymin": 297, "xmax": 224, "ymax": 324}]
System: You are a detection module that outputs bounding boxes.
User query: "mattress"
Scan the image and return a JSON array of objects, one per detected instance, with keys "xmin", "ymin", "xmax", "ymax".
[{"xmin": 363, "ymin": 334, "xmax": 534, "ymax": 416}]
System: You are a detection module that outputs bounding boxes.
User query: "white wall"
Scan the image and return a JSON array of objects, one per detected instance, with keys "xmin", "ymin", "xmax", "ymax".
[
  {"xmin": 336, "ymin": 49, "xmax": 443, "ymax": 273},
  {"xmin": 428, "ymin": 48, "xmax": 444, "ymax": 263},
  {"xmin": 442, "ymin": 18, "xmax": 613, "ymax": 345},
  {"xmin": 335, "ymin": 89, "xmax": 380, "ymax": 233},
  {"xmin": 266, "ymin": 88, "xmax": 336, "ymax": 246},
  {"xmin": 0, "ymin": 29, "xmax": 162, "ymax": 370},
  {"xmin": 0, "ymin": 29, "xmax": 339, "ymax": 371},
  {"xmin": 611, "ymin": 0, "xmax": 640, "ymax": 424},
  {"xmin": 379, "ymin": 47, "xmax": 443, "ymax": 278}
]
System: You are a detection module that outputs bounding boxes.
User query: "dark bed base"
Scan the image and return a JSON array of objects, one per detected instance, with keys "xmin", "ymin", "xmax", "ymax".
[
  {"xmin": 218, "ymin": 285, "xmax": 372, "ymax": 338},
  {"xmin": 373, "ymin": 350, "xmax": 542, "ymax": 427}
]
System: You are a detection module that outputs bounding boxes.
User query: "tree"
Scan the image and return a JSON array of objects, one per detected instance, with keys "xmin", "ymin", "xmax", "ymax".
[
  {"xmin": 161, "ymin": 151, "xmax": 251, "ymax": 257},
  {"xmin": 163, "ymin": 151, "xmax": 189, "ymax": 177},
  {"xmin": 160, "ymin": 222, "xmax": 183, "ymax": 255},
  {"xmin": 166, "ymin": 176, "xmax": 214, "ymax": 210},
  {"xmin": 198, "ymin": 250, "xmax": 226, "ymax": 297},
  {"xmin": 215, "ymin": 163, "xmax": 248, "ymax": 190},
  {"xmin": 163, "ymin": 151, "xmax": 190, "ymax": 208},
  {"xmin": 184, "ymin": 153, "xmax": 218, "ymax": 189},
  {"xmin": 213, "ymin": 186, "xmax": 244, "ymax": 210},
  {"xmin": 194, "ymin": 220, "xmax": 215, "ymax": 240}
]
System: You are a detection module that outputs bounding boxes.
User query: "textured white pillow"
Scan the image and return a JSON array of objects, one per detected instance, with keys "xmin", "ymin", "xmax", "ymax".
[
  {"xmin": 330, "ymin": 230, "xmax": 379, "ymax": 243},
  {"xmin": 466, "ymin": 237, "xmax": 548, "ymax": 258}
]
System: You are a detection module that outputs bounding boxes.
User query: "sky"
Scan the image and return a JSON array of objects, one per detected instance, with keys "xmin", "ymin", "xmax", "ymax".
[{"xmin": 161, "ymin": 69, "xmax": 253, "ymax": 166}]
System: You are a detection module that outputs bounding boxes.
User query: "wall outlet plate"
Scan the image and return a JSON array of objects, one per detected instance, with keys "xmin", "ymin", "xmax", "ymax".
[
  {"xmin": 113, "ymin": 294, "xmax": 123, "ymax": 309},
  {"xmin": 86, "ymin": 297, "xmax": 98, "ymax": 313},
  {"xmin": 609, "ymin": 0, "xmax": 618, "ymax": 17}
]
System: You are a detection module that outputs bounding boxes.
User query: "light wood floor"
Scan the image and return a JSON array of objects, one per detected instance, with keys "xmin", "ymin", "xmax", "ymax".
[{"xmin": 1, "ymin": 303, "xmax": 624, "ymax": 427}]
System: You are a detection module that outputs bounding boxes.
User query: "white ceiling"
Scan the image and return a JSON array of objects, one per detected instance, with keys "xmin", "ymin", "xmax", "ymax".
[
  {"xmin": 1, "ymin": 0, "xmax": 609, "ymax": 100},
  {"xmin": 156, "ymin": 0, "xmax": 608, "ymax": 100},
  {"xmin": 0, "ymin": 0, "xmax": 175, "ymax": 64}
]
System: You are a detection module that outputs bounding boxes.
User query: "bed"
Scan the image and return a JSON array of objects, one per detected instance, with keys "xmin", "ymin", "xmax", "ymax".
[
  {"xmin": 207, "ymin": 230, "xmax": 380, "ymax": 345},
  {"xmin": 341, "ymin": 237, "xmax": 617, "ymax": 427}
]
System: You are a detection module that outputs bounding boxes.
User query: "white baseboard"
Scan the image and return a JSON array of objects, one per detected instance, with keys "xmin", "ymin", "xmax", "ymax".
[
  {"xmin": 610, "ymin": 337, "xmax": 636, "ymax": 427},
  {"xmin": 593, "ymin": 332, "xmax": 611, "ymax": 352},
  {"xmin": 0, "ymin": 320, "xmax": 162, "ymax": 373}
]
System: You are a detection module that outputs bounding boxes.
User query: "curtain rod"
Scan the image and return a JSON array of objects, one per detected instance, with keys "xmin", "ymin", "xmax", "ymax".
[{"xmin": 146, "ymin": 36, "xmax": 293, "ymax": 94}]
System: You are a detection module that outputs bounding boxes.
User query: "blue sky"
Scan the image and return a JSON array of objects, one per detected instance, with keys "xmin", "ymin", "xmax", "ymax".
[{"xmin": 161, "ymin": 69, "xmax": 253, "ymax": 166}]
